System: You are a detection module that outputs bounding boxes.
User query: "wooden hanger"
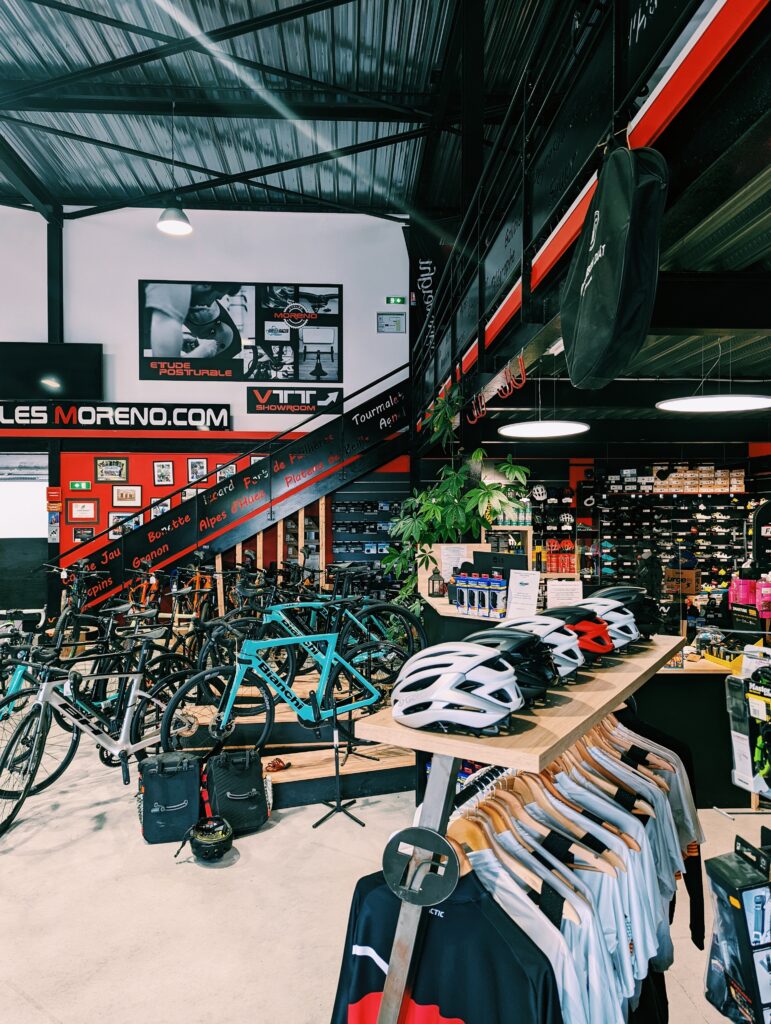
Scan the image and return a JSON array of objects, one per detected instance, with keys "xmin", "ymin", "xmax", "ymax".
[
  {"xmin": 540, "ymin": 766, "xmax": 640, "ymax": 852},
  {"xmin": 566, "ymin": 747, "xmax": 656, "ymax": 818},
  {"xmin": 489, "ymin": 791, "xmax": 615, "ymax": 877},
  {"xmin": 468, "ymin": 812, "xmax": 582, "ymax": 925},
  {"xmin": 601, "ymin": 717, "xmax": 676, "ymax": 772},
  {"xmin": 447, "ymin": 836, "xmax": 472, "ymax": 877},
  {"xmin": 587, "ymin": 725, "xmax": 670, "ymax": 793}
]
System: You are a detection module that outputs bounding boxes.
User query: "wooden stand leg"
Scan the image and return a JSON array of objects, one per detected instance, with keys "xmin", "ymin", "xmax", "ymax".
[{"xmin": 376, "ymin": 754, "xmax": 460, "ymax": 1024}]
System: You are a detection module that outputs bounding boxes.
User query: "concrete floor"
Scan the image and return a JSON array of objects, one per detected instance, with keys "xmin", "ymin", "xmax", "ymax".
[{"xmin": 1, "ymin": 744, "xmax": 764, "ymax": 1024}]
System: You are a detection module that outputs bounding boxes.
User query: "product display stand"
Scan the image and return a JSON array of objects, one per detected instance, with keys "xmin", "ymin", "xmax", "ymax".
[
  {"xmin": 312, "ymin": 703, "xmax": 365, "ymax": 830},
  {"xmin": 341, "ymin": 704, "xmax": 380, "ymax": 768},
  {"xmin": 356, "ymin": 633, "xmax": 685, "ymax": 1024}
]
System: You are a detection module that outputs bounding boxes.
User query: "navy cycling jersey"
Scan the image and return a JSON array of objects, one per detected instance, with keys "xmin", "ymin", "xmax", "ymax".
[{"xmin": 331, "ymin": 871, "xmax": 564, "ymax": 1024}]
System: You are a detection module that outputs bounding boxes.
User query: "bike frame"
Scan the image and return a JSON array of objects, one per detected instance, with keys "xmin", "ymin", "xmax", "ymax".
[
  {"xmin": 222, "ymin": 632, "xmax": 381, "ymax": 727},
  {"xmin": 32, "ymin": 672, "xmax": 160, "ymax": 757},
  {"xmin": 263, "ymin": 600, "xmax": 394, "ymax": 649}
]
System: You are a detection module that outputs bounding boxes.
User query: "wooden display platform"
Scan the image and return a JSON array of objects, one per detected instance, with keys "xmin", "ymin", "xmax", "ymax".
[
  {"xmin": 270, "ymin": 744, "xmax": 415, "ymax": 810},
  {"xmin": 357, "ymin": 634, "xmax": 684, "ymax": 772}
]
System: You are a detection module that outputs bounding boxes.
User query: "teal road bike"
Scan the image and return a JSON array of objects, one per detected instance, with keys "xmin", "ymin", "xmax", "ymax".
[{"xmin": 158, "ymin": 626, "xmax": 408, "ymax": 756}]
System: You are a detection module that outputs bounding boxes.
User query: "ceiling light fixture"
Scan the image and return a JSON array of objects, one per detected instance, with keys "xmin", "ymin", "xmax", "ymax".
[
  {"xmin": 498, "ymin": 358, "xmax": 589, "ymax": 439},
  {"xmin": 157, "ymin": 100, "xmax": 193, "ymax": 236},
  {"xmin": 498, "ymin": 419, "xmax": 590, "ymax": 439},
  {"xmin": 656, "ymin": 394, "xmax": 771, "ymax": 414}
]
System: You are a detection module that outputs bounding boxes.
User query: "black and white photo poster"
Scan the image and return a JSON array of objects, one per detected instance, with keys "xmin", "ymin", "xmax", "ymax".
[
  {"xmin": 249, "ymin": 284, "xmax": 342, "ymax": 383},
  {"xmin": 139, "ymin": 280, "xmax": 343, "ymax": 383}
]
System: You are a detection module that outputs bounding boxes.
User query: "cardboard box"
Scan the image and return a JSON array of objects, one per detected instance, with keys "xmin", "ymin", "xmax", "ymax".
[{"xmin": 664, "ymin": 567, "xmax": 702, "ymax": 595}]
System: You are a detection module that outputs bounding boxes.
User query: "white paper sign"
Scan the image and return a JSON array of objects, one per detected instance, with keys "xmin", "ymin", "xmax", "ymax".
[
  {"xmin": 545, "ymin": 579, "xmax": 583, "ymax": 607},
  {"xmin": 439, "ymin": 545, "xmax": 469, "ymax": 581},
  {"xmin": 506, "ymin": 570, "xmax": 540, "ymax": 618}
]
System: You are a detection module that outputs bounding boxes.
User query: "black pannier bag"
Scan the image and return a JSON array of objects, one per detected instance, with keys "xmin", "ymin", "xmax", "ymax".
[
  {"xmin": 561, "ymin": 143, "xmax": 668, "ymax": 389},
  {"xmin": 138, "ymin": 752, "xmax": 201, "ymax": 844},
  {"xmin": 206, "ymin": 750, "xmax": 269, "ymax": 836}
]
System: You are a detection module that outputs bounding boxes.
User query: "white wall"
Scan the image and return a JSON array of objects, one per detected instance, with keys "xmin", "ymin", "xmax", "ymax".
[
  {"xmin": 0, "ymin": 481, "xmax": 48, "ymax": 538},
  {"xmin": 63, "ymin": 209, "xmax": 409, "ymax": 432},
  {"xmin": 0, "ymin": 207, "xmax": 47, "ymax": 343}
]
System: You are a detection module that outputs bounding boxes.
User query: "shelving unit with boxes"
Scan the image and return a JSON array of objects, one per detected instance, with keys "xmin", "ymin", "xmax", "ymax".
[{"xmin": 331, "ymin": 466, "xmax": 409, "ymax": 566}]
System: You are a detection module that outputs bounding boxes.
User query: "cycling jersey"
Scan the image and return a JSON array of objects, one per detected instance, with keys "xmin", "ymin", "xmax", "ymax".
[{"xmin": 331, "ymin": 871, "xmax": 564, "ymax": 1024}]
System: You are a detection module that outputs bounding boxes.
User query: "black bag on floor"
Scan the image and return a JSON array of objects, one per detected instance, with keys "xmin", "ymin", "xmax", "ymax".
[
  {"xmin": 561, "ymin": 142, "xmax": 669, "ymax": 389},
  {"xmin": 206, "ymin": 750, "xmax": 268, "ymax": 836},
  {"xmin": 138, "ymin": 753, "xmax": 201, "ymax": 844}
]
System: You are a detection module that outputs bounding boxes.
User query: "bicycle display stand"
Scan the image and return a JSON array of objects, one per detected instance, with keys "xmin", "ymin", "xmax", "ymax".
[
  {"xmin": 341, "ymin": 703, "xmax": 380, "ymax": 768},
  {"xmin": 312, "ymin": 702, "xmax": 366, "ymax": 830},
  {"xmin": 355, "ymin": 633, "xmax": 685, "ymax": 1024}
]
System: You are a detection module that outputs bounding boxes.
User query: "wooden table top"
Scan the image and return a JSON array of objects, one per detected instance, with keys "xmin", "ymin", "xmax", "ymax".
[{"xmin": 357, "ymin": 634, "xmax": 685, "ymax": 772}]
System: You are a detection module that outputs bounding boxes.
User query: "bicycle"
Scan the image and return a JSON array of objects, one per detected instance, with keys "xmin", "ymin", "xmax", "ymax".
[
  {"xmin": 0, "ymin": 629, "xmax": 180, "ymax": 837},
  {"xmin": 157, "ymin": 628, "xmax": 408, "ymax": 757}
]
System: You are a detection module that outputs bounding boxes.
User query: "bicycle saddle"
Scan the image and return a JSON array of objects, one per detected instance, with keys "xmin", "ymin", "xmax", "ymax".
[
  {"xmin": 127, "ymin": 609, "xmax": 158, "ymax": 620},
  {"xmin": 134, "ymin": 627, "xmax": 167, "ymax": 642},
  {"xmin": 107, "ymin": 602, "xmax": 132, "ymax": 614},
  {"xmin": 235, "ymin": 585, "xmax": 260, "ymax": 597},
  {"xmin": 32, "ymin": 648, "xmax": 59, "ymax": 664}
]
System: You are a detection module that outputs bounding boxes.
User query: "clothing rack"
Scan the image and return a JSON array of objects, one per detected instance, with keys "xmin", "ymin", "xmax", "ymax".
[{"xmin": 356, "ymin": 632, "xmax": 685, "ymax": 1024}]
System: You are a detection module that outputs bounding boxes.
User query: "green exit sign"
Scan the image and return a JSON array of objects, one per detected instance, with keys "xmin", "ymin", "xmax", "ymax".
[
  {"xmin": 70, "ymin": 480, "xmax": 91, "ymax": 491},
  {"xmin": 386, "ymin": 295, "xmax": 406, "ymax": 305}
]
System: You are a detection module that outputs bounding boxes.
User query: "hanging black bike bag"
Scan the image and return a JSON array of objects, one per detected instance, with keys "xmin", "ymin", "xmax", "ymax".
[
  {"xmin": 206, "ymin": 749, "xmax": 269, "ymax": 836},
  {"xmin": 138, "ymin": 753, "xmax": 201, "ymax": 844}
]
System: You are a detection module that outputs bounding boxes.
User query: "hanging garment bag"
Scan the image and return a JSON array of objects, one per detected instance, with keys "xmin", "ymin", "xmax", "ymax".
[
  {"xmin": 561, "ymin": 143, "xmax": 669, "ymax": 389},
  {"xmin": 206, "ymin": 749, "xmax": 269, "ymax": 836},
  {"xmin": 138, "ymin": 752, "xmax": 201, "ymax": 844}
]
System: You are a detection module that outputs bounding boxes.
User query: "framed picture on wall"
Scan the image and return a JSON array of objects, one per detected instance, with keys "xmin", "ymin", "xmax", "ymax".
[
  {"xmin": 95, "ymin": 457, "xmax": 128, "ymax": 483},
  {"xmin": 217, "ymin": 463, "xmax": 236, "ymax": 482},
  {"xmin": 65, "ymin": 499, "xmax": 99, "ymax": 524},
  {"xmin": 188, "ymin": 458, "xmax": 208, "ymax": 483},
  {"xmin": 153, "ymin": 461, "xmax": 174, "ymax": 486},
  {"xmin": 150, "ymin": 499, "xmax": 171, "ymax": 519},
  {"xmin": 108, "ymin": 511, "xmax": 143, "ymax": 539},
  {"xmin": 73, "ymin": 527, "xmax": 94, "ymax": 543},
  {"xmin": 180, "ymin": 488, "xmax": 200, "ymax": 502},
  {"xmin": 112, "ymin": 485, "xmax": 142, "ymax": 507}
]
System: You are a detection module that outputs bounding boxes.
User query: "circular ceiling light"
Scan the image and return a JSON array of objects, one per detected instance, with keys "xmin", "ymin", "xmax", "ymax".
[
  {"xmin": 656, "ymin": 394, "xmax": 771, "ymax": 413},
  {"xmin": 157, "ymin": 206, "xmax": 193, "ymax": 236},
  {"xmin": 498, "ymin": 419, "xmax": 590, "ymax": 439}
]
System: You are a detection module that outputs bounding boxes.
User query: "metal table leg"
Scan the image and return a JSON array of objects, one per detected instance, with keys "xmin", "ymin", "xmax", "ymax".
[{"xmin": 376, "ymin": 753, "xmax": 460, "ymax": 1024}]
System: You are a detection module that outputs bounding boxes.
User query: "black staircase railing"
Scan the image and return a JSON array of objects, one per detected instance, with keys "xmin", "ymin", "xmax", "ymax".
[{"xmin": 59, "ymin": 365, "xmax": 409, "ymax": 605}]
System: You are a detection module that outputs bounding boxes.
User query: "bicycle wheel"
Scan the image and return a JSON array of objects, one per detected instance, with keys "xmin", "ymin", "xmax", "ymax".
[
  {"xmin": 0, "ymin": 688, "xmax": 80, "ymax": 797},
  {"xmin": 339, "ymin": 603, "xmax": 426, "ymax": 658},
  {"xmin": 160, "ymin": 666, "xmax": 274, "ymax": 756},
  {"xmin": 0, "ymin": 693, "xmax": 47, "ymax": 836},
  {"xmin": 129, "ymin": 670, "xmax": 191, "ymax": 761},
  {"xmin": 321, "ymin": 641, "xmax": 409, "ymax": 714},
  {"xmin": 196, "ymin": 617, "xmax": 260, "ymax": 671}
]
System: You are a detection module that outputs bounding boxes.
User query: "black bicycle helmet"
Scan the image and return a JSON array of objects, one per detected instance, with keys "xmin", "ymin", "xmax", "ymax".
[
  {"xmin": 592, "ymin": 585, "xmax": 662, "ymax": 640},
  {"xmin": 188, "ymin": 816, "xmax": 233, "ymax": 861},
  {"xmin": 464, "ymin": 628, "xmax": 559, "ymax": 704}
]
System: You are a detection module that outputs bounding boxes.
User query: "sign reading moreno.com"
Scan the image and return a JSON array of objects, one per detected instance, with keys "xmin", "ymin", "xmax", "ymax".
[{"xmin": 0, "ymin": 401, "xmax": 231, "ymax": 431}]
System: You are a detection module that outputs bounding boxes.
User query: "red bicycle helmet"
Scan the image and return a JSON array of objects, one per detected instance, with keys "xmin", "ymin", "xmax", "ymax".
[{"xmin": 544, "ymin": 606, "xmax": 615, "ymax": 662}]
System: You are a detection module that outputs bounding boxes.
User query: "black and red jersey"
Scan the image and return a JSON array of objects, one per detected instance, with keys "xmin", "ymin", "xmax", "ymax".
[{"xmin": 331, "ymin": 871, "xmax": 564, "ymax": 1024}]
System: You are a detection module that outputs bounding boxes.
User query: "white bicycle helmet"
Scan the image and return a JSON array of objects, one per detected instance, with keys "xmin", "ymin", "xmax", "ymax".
[
  {"xmin": 391, "ymin": 642, "xmax": 525, "ymax": 734},
  {"xmin": 575, "ymin": 597, "xmax": 640, "ymax": 649},
  {"xmin": 531, "ymin": 484, "xmax": 548, "ymax": 502},
  {"xmin": 496, "ymin": 616, "xmax": 585, "ymax": 677}
]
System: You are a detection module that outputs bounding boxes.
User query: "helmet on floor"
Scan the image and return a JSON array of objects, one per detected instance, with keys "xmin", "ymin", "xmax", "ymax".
[
  {"xmin": 544, "ymin": 606, "xmax": 615, "ymax": 661},
  {"xmin": 495, "ymin": 615, "xmax": 585, "ymax": 677},
  {"xmin": 575, "ymin": 597, "xmax": 641, "ymax": 649},
  {"xmin": 189, "ymin": 816, "xmax": 233, "ymax": 862},
  {"xmin": 391, "ymin": 642, "xmax": 525, "ymax": 734},
  {"xmin": 464, "ymin": 628, "xmax": 558, "ymax": 704}
]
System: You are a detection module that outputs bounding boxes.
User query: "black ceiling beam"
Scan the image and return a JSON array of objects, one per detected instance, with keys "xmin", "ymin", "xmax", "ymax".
[
  {"xmin": 0, "ymin": 113, "xmax": 404, "ymax": 223},
  {"xmin": 0, "ymin": 88, "xmax": 424, "ymax": 121},
  {"xmin": 415, "ymin": 1, "xmax": 465, "ymax": 205},
  {"xmin": 18, "ymin": 0, "xmax": 430, "ymax": 126},
  {"xmin": 460, "ymin": 0, "xmax": 484, "ymax": 210},
  {"xmin": 651, "ymin": 273, "xmax": 771, "ymax": 334},
  {"xmin": 1, "ymin": 0, "xmax": 356, "ymax": 106},
  {"xmin": 0, "ymin": 134, "xmax": 56, "ymax": 218},
  {"xmin": 66, "ymin": 126, "xmax": 429, "ymax": 219}
]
